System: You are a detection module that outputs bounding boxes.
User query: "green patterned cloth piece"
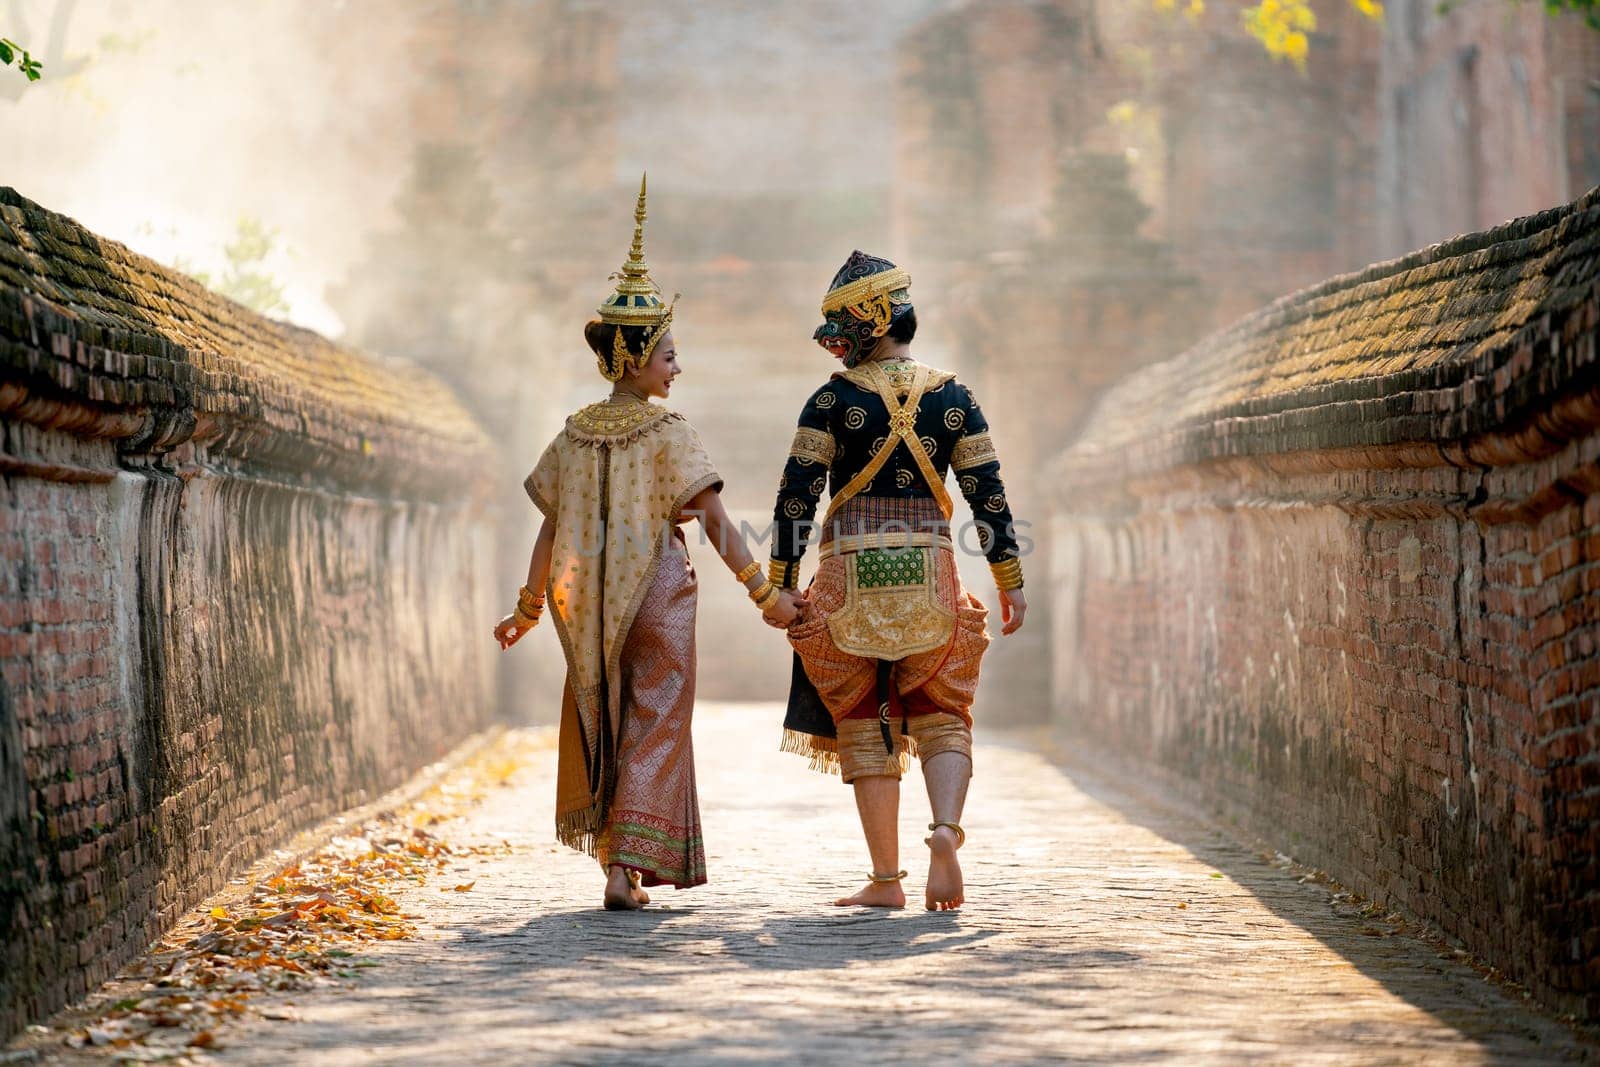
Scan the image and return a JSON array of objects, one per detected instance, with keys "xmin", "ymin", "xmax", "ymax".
[{"xmin": 855, "ymin": 547, "xmax": 927, "ymax": 589}]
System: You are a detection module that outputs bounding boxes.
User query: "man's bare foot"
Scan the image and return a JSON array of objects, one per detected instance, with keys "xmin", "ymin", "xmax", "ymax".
[
  {"xmin": 925, "ymin": 826, "xmax": 964, "ymax": 911},
  {"xmin": 602, "ymin": 866, "xmax": 647, "ymax": 911},
  {"xmin": 833, "ymin": 878, "xmax": 906, "ymax": 908}
]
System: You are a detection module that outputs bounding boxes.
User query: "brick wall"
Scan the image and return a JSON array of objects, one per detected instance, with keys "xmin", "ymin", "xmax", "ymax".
[
  {"xmin": 0, "ymin": 189, "xmax": 497, "ymax": 1038},
  {"xmin": 1050, "ymin": 186, "xmax": 1600, "ymax": 1018}
]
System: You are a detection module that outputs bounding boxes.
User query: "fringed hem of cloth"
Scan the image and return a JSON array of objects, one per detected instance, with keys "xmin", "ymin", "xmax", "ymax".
[
  {"xmin": 780, "ymin": 727, "xmax": 919, "ymax": 777},
  {"xmin": 556, "ymin": 808, "xmax": 602, "ymax": 858}
]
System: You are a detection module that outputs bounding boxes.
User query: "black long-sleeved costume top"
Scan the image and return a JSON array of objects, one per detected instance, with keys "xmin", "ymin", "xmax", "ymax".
[{"xmin": 771, "ymin": 360, "xmax": 1019, "ymax": 568}]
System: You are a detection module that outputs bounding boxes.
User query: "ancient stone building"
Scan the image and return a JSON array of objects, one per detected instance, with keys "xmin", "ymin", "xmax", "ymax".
[
  {"xmin": 327, "ymin": 0, "xmax": 622, "ymax": 717},
  {"xmin": 1378, "ymin": 0, "xmax": 1600, "ymax": 258}
]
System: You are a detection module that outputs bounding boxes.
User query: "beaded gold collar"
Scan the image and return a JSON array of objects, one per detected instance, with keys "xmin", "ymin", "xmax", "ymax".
[{"xmin": 566, "ymin": 396, "xmax": 678, "ymax": 445}]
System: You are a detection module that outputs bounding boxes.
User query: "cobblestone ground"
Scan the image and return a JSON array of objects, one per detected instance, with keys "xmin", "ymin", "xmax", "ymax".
[{"xmin": 21, "ymin": 703, "xmax": 1600, "ymax": 1065}]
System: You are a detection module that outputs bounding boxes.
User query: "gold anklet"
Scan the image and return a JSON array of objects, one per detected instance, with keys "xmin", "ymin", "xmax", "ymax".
[
  {"xmin": 928, "ymin": 821, "xmax": 965, "ymax": 847},
  {"xmin": 868, "ymin": 869, "xmax": 908, "ymax": 883}
]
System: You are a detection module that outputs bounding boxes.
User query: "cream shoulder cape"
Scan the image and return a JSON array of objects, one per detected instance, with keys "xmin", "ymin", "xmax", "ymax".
[{"xmin": 525, "ymin": 397, "xmax": 721, "ymax": 772}]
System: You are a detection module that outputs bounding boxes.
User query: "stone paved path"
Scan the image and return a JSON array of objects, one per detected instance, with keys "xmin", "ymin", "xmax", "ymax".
[{"xmin": 203, "ymin": 704, "xmax": 1594, "ymax": 1064}]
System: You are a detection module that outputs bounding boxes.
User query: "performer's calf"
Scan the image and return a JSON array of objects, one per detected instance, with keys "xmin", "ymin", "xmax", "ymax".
[
  {"xmin": 922, "ymin": 750, "xmax": 971, "ymax": 911},
  {"xmin": 834, "ymin": 775, "xmax": 905, "ymax": 908}
]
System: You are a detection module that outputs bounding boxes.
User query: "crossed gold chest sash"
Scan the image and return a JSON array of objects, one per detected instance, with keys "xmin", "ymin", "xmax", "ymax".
[{"xmin": 822, "ymin": 361, "xmax": 957, "ymax": 660}]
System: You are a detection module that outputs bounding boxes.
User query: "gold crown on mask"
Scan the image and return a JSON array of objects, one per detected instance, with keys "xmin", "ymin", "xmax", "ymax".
[{"xmin": 596, "ymin": 173, "xmax": 676, "ymax": 381}]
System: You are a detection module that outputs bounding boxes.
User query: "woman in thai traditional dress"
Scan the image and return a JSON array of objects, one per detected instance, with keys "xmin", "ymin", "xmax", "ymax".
[{"xmin": 494, "ymin": 177, "xmax": 802, "ymax": 910}]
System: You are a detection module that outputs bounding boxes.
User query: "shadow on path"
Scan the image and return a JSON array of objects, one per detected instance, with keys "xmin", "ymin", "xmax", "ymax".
[{"xmin": 1015, "ymin": 730, "xmax": 1600, "ymax": 1065}]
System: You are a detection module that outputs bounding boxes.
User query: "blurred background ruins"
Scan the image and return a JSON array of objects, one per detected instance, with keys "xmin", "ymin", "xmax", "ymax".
[{"xmin": 6, "ymin": 0, "xmax": 1597, "ymax": 720}]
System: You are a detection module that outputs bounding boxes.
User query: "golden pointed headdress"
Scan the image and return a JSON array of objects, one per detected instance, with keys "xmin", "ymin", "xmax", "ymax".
[{"xmin": 595, "ymin": 173, "xmax": 676, "ymax": 381}]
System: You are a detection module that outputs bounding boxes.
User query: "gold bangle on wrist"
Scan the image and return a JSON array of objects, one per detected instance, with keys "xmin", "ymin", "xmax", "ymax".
[
  {"xmin": 754, "ymin": 584, "xmax": 782, "ymax": 612},
  {"xmin": 747, "ymin": 579, "xmax": 775, "ymax": 603},
  {"xmin": 734, "ymin": 561, "xmax": 761, "ymax": 585},
  {"xmin": 989, "ymin": 557, "xmax": 1024, "ymax": 592}
]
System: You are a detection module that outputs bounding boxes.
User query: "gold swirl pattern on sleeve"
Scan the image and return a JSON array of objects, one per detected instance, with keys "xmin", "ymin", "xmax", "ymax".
[
  {"xmin": 959, "ymin": 474, "xmax": 978, "ymax": 496},
  {"xmin": 984, "ymin": 493, "xmax": 1007, "ymax": 513},
  {"xmin": 788, "ymin": 427, "xmax": 837, "ymax": 466},
  {"xmin": 951, "ymin": 431, "xmax": 998, "ymax": 472},
  {"xmin": 943, "ymin": 408, "xmax": 965, "ymax": 431},
  {"xmin": 783, "ymin": 497, "xmax": 810, "ymax": 519},
  {"xmin": 814, "ymin": 390, "xmax": 838, "ymax": 410},
  {"xmin": 844, "ymin": 406, "xmax": 868, "ymax": 430}
]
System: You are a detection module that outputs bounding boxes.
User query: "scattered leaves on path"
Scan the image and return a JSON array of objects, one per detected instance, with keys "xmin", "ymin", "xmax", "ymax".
[{"xmin": 25, "ymin": 728, "xmax": 551, "ymax": 1062}]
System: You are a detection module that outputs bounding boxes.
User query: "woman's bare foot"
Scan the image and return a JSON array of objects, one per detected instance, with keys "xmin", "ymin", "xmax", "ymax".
[
  {"xmin": 833, "ymin": 878, "xmax": 906, "ymax": 908},
  {"xmin": 602, "ymin": 866, "xmax": 647, "ymax": 911},
  {"xmin": 627, "ymin": 869, "xmax": 651, "ymax": 906},
  {"xmin": 924, "ymin": 826, "xmax": 964, "ymax": 911}
]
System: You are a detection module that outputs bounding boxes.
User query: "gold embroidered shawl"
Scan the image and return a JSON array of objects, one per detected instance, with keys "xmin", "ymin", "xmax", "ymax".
[{"xmin": 525, "ymin": 397, "xmax": 722, "ymax": 851}]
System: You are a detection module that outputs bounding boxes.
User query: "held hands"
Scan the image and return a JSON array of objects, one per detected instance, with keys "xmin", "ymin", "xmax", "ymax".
[
  {"xmin": 997, "ymin": 586, "xmax": 1027, "ymax": 636},
  {"xmin": 762, "ymin": 588, "xmax": 806, "ymax": 629}
]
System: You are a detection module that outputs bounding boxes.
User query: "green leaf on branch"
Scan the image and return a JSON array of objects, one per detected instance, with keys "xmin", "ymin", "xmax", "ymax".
[{"xmin": 0, "ymin": 35, "xmax": 45, "ymax": 80}]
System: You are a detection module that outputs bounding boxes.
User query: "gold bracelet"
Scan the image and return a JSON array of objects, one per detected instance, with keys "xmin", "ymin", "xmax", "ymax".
[
  {"xmin": 989, "ymin": 557, "xmax": 1024, "ymax": 591},
  {"xmin": 768, "ymin": 559, "xmax": 799, "ymax": 589},
  {"xmin": 517, "ymin": 584, "xmax": 545, "ymax": 610},
  {"xmin": 747, "ymin": 579, "xmax": 775, "ymax": 603},
  {"xmin": 734, "ymin": 561, "xmax": 761, "ymax": 585},
  {"xmin": 513, "ymin": 605, "xmax": 543, "ymax": 628},
  {"xmin": 754, "ymin": 584, "xmax": 782, "ymax": 612}
]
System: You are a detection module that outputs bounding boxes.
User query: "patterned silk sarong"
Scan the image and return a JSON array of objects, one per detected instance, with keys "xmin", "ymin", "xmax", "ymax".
[{"xmin": 593, "ymin": 528, "xmax": 706, "ymax": 888}]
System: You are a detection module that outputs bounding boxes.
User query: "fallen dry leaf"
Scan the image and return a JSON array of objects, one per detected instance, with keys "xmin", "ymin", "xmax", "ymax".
[{"xmin": 48, "ymin": 729, "xmax": 546, "ymax": 1058}]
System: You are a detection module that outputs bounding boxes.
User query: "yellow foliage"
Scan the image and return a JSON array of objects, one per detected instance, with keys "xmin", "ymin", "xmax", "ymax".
[
  {"xmin": 1107, "ymin": 100, "xmax": 1141, "ymax": 125},
  {"xmin": 1151, "ymin": 0, "xmax": 1384, "ymax": 68},
  {"xmin": 1243, "ymin": 0, "xmax": 1317, "ymax": 71}
]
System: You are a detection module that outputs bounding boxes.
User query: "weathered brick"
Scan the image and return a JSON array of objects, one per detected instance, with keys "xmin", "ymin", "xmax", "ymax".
[
  {"xmin": 1052, "ymin": 188, "xmax": 1600, "ymax": 1020},
  {"xmin": 0, "ymin": 191, "xmax": 498, "ymax": 1041}
]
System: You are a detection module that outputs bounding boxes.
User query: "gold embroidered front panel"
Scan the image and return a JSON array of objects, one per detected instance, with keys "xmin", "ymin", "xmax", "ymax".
[
  {"xmin": 827, "ymin": 545, "xmax": 956, "ymax": 660},
  {"xmin": 788, "ymin": 427, "xmax": 837, "ymax": 466},
  {"xmin": 951, "ymin": 431, "xmax": 998, "ymax": 471}
]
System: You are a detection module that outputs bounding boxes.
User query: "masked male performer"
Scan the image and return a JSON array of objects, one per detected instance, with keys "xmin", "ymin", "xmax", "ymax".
[{"xmin": 770, "ymin": 251, "xmax": 1027, "ymax": 910}]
